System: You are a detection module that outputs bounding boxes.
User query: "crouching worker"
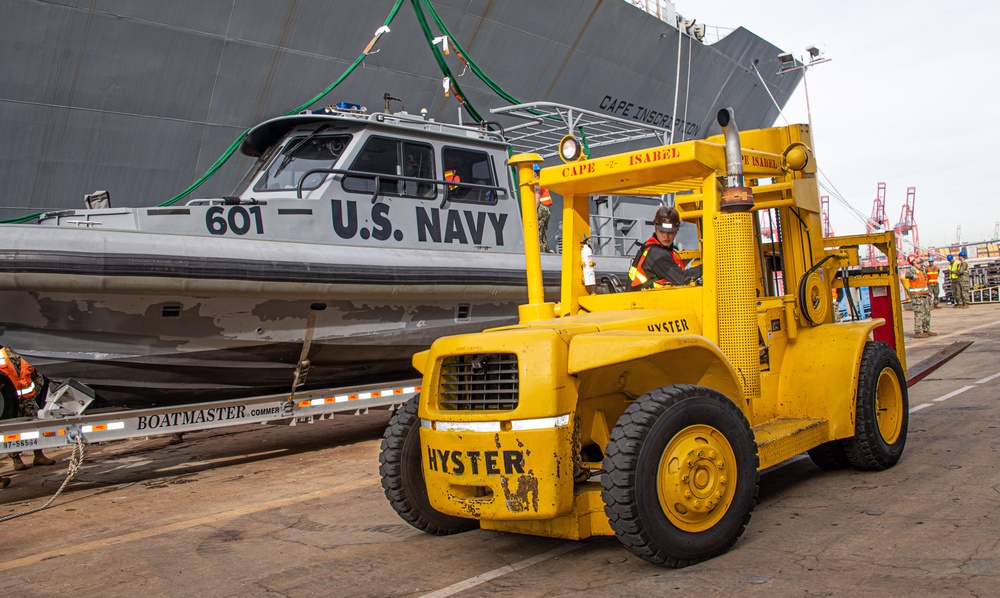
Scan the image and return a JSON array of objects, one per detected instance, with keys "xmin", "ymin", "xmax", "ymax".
[
  {"xmin": 1, "ymin": 345, "xmax": 56, "ymax": 475},
  {"xmin": 628, "ymin": 206, "xmax": 702, "ymax": 290}
]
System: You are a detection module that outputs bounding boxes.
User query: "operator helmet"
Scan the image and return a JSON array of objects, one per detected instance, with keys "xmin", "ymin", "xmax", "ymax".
[
  {"xmin": 653, "ymin": 206, "xmax": 682, "ymax": 232},
  {"xmin": 959, "ymin": 250, "xmax": 967, "ymax": 258}
]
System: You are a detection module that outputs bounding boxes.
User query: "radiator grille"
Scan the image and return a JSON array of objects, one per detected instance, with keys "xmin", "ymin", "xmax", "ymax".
[{"xmin": 439, "ymin": 353, "xmax": 519, "ymax": 410}]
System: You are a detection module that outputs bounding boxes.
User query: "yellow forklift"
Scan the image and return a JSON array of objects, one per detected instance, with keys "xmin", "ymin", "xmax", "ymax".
[{"xmin": 380, "ymin": 109, "xmax": 909, "ymax": 566}]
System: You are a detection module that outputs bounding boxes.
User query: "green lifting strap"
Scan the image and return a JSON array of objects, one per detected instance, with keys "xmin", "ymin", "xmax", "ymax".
[
  {"xmin": 419, "ymin": 0, "xmax": 549, "ymax": 119},
  {"xmin": 410, "ymin": 0, "xmax": 483, "ymax": 123}
]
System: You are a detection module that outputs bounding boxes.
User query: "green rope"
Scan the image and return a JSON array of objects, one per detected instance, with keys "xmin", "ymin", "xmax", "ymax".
[
  {"xmin": 410, "ymin": 0, "xmax": 483, "ymax": 123},
  {"xmin": 0, "ymin": 0, "xmax": 406, "ymax": 222}
]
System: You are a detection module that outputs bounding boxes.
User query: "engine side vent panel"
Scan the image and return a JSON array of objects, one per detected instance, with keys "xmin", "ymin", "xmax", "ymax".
[{"xmin": 439, "ymin": 353, "xmax": 518, "ymax": 410}]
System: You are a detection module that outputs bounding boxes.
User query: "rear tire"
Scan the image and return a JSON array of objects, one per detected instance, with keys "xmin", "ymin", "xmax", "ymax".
[
  {"xmin": 379, "ymin": 396, "xmax": 478, "ymax": 535},
  {"xmin": 807, "ymin": 440, "xmax": 851, "ymax": 470},
  {"xmin": 602, "ymin": 385, "xmax": 759, "ymax": 567},
  {"xmin": 844, "ymin": 342, "xmax": 908, "ymax": 471}
]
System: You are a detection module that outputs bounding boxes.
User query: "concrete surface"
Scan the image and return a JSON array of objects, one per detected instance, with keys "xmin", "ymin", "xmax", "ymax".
[{"xmin": 1, "ymin": 302, "xmax": 998, "ymax": 597}]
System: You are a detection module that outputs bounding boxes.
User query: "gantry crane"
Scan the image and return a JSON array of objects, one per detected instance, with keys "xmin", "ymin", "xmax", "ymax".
[
  {"xmin": 821, "ymin": 195, "xmax": 834, "ymax": 237},
  {"xmin": 865, "ymin": 182, "xmax": 889, "ymax": 266},
  {"xmin": 893, "ymin": 186, "xmax": 919, "ymax": 265}
]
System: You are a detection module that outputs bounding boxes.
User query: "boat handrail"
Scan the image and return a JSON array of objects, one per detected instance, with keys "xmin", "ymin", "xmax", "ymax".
[
  {"xmin": 297, "ymin": 168, "xmax": 507, "ymax": 207},
  {"xmin": 184, "ymin": 198, "xmax": 270, "ymax": 207},
  {"xmin": 365, "ymin": 111, "xmax": 508, "ymax": 144}
]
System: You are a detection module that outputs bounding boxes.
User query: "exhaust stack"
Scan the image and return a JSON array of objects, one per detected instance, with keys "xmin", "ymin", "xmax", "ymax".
[{"xmin": 717, "ymin": 108, "xmax": 754, "ymax": 213}]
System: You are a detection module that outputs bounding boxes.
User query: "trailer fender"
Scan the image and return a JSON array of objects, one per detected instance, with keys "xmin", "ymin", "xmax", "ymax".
[
  {"xmin": 567, "ymin": 331, "xmax": 747, "ymax": 417},
  {"xmin": 777, "ymin": 319, "xmax": 885, "ymax": 439}
]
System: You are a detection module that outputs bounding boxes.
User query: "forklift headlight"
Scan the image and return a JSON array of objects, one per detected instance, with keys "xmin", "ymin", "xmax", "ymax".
[{"xmin": 558, "ymin": 135, "xmax": 583, "ymax": 163}]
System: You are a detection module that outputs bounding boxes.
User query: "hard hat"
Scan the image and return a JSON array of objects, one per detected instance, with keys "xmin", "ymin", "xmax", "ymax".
[
  {"xmin": 947, "ymin": 254, "xmax": 954, "ymax": 261},
  {"xmin": 532, "ymin": 163, "xmax": 541, "ymax": 172},
  {"xmin": 928, "ymin": 256, "xmax": 935, "ymax": 262},
  {"xmin": 907, "ymin": 254, "xmax": 917, "ymax": 264},
  {"xmin": 959, "ymin": 250, "xmax": 967, "ymax": 257},
  {"xmin": 653, "ymin": 206, "xmax": 681, "ymax": 232}
]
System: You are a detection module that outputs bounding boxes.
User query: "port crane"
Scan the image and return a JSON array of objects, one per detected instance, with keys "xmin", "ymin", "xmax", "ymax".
[{"xmin": 893, "ymin": 186, "xmax": 919, "ymax": 264}]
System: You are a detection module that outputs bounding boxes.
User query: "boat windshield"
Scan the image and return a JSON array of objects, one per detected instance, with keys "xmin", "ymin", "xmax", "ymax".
[{"xmin": 254, "ymin": 134, "xmax": 352, "ymax": 192}]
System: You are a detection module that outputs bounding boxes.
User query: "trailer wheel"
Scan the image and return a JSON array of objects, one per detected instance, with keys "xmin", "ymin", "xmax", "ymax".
[
  {"xmin": 379, "ymin": 396, "xmax": 478, "ymax": 535},
  {"xmin": 0, "ymin": 379, "xmax": 17, "ymax": 420},
  {"xmin": 602, "ymin": 385, "xmax": 759, "ymax": 567},
  {"xmin": 807, "ymin": 440, "xmax": 851, "ymax": 470},
  {"xmin": 844, "ymin": 342, "xmax": 908, "ymax": 470}
]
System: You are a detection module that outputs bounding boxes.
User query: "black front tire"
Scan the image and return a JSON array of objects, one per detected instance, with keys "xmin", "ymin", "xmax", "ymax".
[
  {"xmin": 379, "ymin": 396, "xmax": 478, "ymax": 535},
  {"xmin": 602, "ymin": 385, "xmax": 759, "ymax": 567},
  {"xmin": 844, "ymin": 342, "xmax": 908, "ymax": 471}
]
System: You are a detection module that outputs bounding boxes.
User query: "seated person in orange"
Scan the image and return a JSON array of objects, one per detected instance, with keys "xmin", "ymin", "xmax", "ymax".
[{"xmin": 628, "ymin": 206, "xmax": 702, "ymax": 289}]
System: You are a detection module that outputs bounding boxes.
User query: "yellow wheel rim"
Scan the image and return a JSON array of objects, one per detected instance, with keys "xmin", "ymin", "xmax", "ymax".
[
  {"xmin": 657, "ymin": 424, "xmax": 738, "ymax": 532},
  {"xmin": 875, "ymin": 366, "xmax": 903, "ymax": 444}
]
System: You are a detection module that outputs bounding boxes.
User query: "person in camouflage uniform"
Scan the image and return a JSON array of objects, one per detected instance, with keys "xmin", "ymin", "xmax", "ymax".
[
  {"xmin": 926, "ymin": 257, "xmax": 941, "ymax": 308},
  {"xmin": 904, "ymin": 255, "xmax": 936, "ymax": 338},
  {"xmin": 537, "ymin": 203, "xmax": 550, "ymax": 252},
  {"xmin": 955, "ymin": 251, "xmax": 971, "ymax": 308},
  {"xmin": 533, "ymin": 164, "xmax": 552, "ymax": 253},
  {"xmin": 1, "ymin": 346, "xmax": 56, "ymax": 476}
]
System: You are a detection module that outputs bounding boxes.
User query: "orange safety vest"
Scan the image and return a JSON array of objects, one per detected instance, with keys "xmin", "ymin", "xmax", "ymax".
[
  {"xmin": 538, "ymin": 187, "xmax": 552, "ymax": 206},
  {"xmin": 444, "ymin": 169, "xmax": 460, "ymax": 190},
  {"xmin": 0, "ymin": 346, "xmax": 38, "ymax": 401},
  {"xmin": 907, "ymin": 266, "xmax": 929, "ymax": 296},
  {"xmin": 925, "ymin": 264, "xmax": 939, "ymax": 285},
  {"xmin": 628, "ymin": 236, "xmax": 685, "ymax": 289}
]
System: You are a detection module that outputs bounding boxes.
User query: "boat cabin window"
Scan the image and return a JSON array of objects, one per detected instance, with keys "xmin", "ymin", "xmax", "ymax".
[
  {"xmin": 442, "ymin": 147, "xmax": 497, "ymax": 204},
  {"xmin": 342, "ymin": 136, "xmax": 436, "ymax": 199},
  {"xmin": 253, "ymin": 134, "xmax": 352, "ymax": 192}
]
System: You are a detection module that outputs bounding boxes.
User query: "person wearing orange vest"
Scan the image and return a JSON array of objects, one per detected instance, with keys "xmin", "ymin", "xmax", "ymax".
[
  {"xmin": 533, "ymin": 164, "xmax": 553, "ymax": 252},
  {"xmin": 925, "ymin": 257, "xmax": 941, "ymax": 308},
  {"xmin": 628, "ymin": 206, "xmax": 702, "ymax": 290},
  {"xmin": 1, "ymin": 346, "xmax": 56, "ymax": 486},
  {"xmin": 904, "ymin": 255, "xmax": 936, "ymax": 338}
]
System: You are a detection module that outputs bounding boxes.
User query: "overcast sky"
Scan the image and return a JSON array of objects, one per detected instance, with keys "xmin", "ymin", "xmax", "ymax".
[{"xmin": 678, "ymin": 0, "xmax": 999, "ymax": 250}]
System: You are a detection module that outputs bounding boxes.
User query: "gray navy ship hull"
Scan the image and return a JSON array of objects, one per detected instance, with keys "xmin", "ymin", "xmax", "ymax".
[{"xmin": 1, "ymin": 0, "xmax": 798, "ymax": 215}]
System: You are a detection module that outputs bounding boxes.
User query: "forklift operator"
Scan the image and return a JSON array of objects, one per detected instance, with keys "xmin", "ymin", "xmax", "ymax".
[{"xmin": 627, "ymin": 206, "xmax": 702, "ymax": 290}]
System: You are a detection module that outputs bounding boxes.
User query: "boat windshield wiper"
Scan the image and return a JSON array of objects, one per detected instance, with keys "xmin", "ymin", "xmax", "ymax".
[{"xmin": 273, "ymin": 124, "xmax": 333, "ymax": 178}]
